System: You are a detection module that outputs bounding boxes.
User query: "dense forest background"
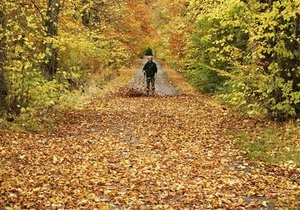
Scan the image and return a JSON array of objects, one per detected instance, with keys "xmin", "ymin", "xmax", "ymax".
[
  {"xmin": 0, "ymin": 0, "xmax": 157, "ymax": 124},
  {"xmin": 153, "ymin": 0, "xmax": 300, "ymax": 120},
  {"xmin": 0, "ymin": 0, "xmax": 300, "ymax": 124}
]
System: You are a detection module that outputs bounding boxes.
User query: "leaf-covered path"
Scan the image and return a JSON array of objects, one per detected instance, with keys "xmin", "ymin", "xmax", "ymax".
[{"xmin": 1, "ymin": 62, "xmax": 299, "ymax": 209}]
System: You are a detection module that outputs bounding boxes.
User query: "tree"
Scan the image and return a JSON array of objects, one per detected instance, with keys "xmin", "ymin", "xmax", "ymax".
[
  {"xmin": 0, "ymin": 0, "xmax": 162, "ymax": 122},
  {"xmin": 43, "ymin": 0, "xmax": 60, "ymax": 80},
  {"xmin": 246, "ymin": 0, "xmax": 300, "ymax": 119},
  {"xmin": 0, "ymin": 5, "xmax": 7, "ymax": 115},
  {"xmin": 144, "ymin": 47, "xmax": 153, "ymax": 56},
  {"xmin": 154, "ymin": 0, "xmax": 300, "ymax": 119},
  {"xmin": 81, "ymin": 0, "xmax": 91, "ymax": 28}
]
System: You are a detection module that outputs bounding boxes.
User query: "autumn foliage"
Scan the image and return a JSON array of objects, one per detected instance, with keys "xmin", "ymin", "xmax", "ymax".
[
  {"xmin": 0, "ymin": 0, "xmax": 156, "ymax": 120},
  {"xmin": 154, "ymin": 0, "xmax": 300, "ymax": 120}
]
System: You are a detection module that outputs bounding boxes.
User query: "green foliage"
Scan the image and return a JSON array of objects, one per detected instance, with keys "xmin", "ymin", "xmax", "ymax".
[
  {"xmin": 185, "ymin": 0, "xmax": 249, "ymax": 93},
  {"xmin": 185, "ymin": 66, "xmax": 226, "ymax": 93},
  {"xmin": 222, "ymin": 0, "xmax": 300, "ymax": 120},
  {"xmin": 144, "ymin": 47, "xmax": 154, "ymax": 56},
  {"xmin": 3, "ymin": 1, "xmax": 46, "ymax": 114},
  {"xmin": 236, "ymin": 127, "xmax": 300, "ymax": 167}
]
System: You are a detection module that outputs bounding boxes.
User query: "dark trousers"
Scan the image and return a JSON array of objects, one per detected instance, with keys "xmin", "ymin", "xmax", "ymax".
[{"xmin": 146, "ymin": 77, "xmax": 155, "ymax": 94}]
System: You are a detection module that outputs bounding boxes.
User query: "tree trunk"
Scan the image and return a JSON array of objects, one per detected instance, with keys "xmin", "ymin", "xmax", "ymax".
[
  {"xmin": 82, "ymin": 0, "xmax": 90, "ymax": 28},
  {"xmin": 43, "ymin": 0, "xmax": 60, "ymax": 80},
  {"xmin": 294, "ymin": 12, "xmax": 300, "ymax": 117},
  {"xmin": 0, "ymin": 8, "xmax": 8, "ymax": 115},
  {"xmin": 295, "ymin": 13, "xmax": 300, "ymax": 56}
]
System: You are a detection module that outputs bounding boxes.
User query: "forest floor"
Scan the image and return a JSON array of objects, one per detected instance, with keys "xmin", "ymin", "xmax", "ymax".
[{"xmin": 0, "ymin": 60, "xmax": 299, "ymax": 209}]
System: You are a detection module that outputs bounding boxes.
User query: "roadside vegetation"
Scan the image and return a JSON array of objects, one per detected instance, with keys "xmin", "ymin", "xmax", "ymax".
[
  {"xmin": 0, "ymin": 0, "xmax": 156, "ymax": 131},
  {"xmin": 153, "ymin": 0, "xmax": 300, "ymax": 168}
]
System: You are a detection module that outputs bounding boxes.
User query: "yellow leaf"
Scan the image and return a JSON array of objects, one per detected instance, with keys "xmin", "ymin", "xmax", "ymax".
[
  {"xmin": 262, "ymin": 201, "xmax": 268, "ymax": 207},
  {"xmin": 100, "ymin": 205, "xmax": 110, "ymax": 210}
]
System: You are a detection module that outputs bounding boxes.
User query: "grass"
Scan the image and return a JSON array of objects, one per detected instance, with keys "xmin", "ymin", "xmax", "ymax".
[
  {"xmin": 163, "ymin": 63, "xmax": 198, "ymax": 95},
  {"xmin": 235, "ymin": 125, "xmax": 300, "ymax": 167}
]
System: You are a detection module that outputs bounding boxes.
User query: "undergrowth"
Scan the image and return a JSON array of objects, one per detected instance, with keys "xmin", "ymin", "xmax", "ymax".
[
  {"xmin": 234, "ymin": 123, "xmax": 300, "ymax": 168},
  {"xmin": 0, "ymin": 65, "xmax": 134, "ymax": 133}
]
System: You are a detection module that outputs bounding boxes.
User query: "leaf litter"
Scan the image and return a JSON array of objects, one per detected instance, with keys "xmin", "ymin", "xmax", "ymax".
[{"xmin": 0, "ymin": 66, "xmax": 299, "ymax": 209}]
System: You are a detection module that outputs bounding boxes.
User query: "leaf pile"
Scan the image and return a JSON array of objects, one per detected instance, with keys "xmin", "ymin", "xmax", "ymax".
[
  {"xmin": 0, "ymin": 81, "xmax": 299, "ymax": 209},
  {"xmin": 117, "ymin": 87, "xmax": 146, "ymax": 98}
]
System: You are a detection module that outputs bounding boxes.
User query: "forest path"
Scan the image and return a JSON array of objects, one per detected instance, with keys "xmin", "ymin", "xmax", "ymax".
[
  {"xmin": 0, "ymin": 60, "xmax": 299, "ymax": 209},
  {"xmin": 127, "ymin": 60, "xmax": 179, "ymax": 96}
]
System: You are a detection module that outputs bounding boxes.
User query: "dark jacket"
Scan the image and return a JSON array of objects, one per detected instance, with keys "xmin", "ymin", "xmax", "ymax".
[{"xmin": 143, "ymin": 61, "xmax": 157, "ymax": 78}]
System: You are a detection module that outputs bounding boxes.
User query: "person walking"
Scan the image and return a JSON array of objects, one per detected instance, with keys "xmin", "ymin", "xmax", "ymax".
[{"xmin": 142, "ymin": 56, "xmax": 157, "ymax": 95}]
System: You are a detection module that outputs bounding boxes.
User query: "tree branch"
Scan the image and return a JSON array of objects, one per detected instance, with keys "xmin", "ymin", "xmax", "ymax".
[{"xmin": 30, "ymin": 0, "xmax": 45, "ymax": 23}]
